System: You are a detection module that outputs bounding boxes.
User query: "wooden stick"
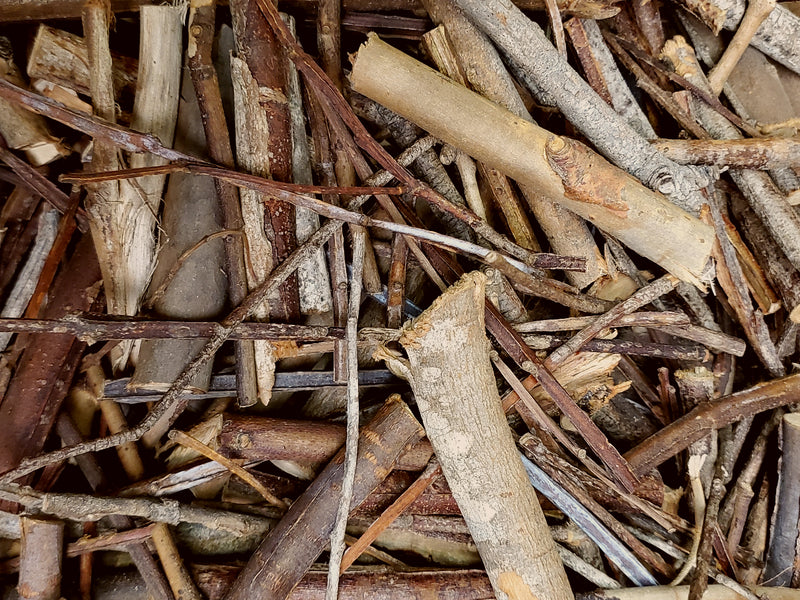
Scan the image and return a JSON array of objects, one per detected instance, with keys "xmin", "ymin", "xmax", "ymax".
[
  {"xmin": 731, "ymin": 193, "xmax": 800, "ymax": 321},
  {"xmin": 230, "ymin": 0, "xmax": 301, "ymax": 325},
  {"xmin": 653, "ymin": 138, "xmax": 800, "ymax": 170},
  {"xmin": 221, "ymin": 396, "xmax": 425, "ymax": 600},
  {"xmin": 150, "ymin": 523, "xmax": 203, "ymax": 600},
  {"xmin": 676, "ymin": 0, "xmax": 800, "ymax": 76},
  {"xmin": 381, "ymin": 272, "xmax": 573, "ymax": 600},
  {"xmin": 0, "ymin": 236, "xmax": 101, "ymax": 477},
  {"xmin": 284, "ymin": 15, "xmax": 334, "ymax": 317},
  {"xmin": 27, "ymin": 24, "xmax": 138, "ymax": 100},
  {"xmin": 580, "ymin": 586, "xmax": 800, "ymax": 600},
  {"xmin": 129, "ymin": 72, "xmax": 227, "ymax": 446},
  {"xmin": 420, "ymin": 1, "xmax": 608, "ymax": 290},
  {"xmin": 564, "ymin": 18, "xmax": 656, "ymax": 140},
  {"xmin": 707, "ymin": 0, "xmax": 777, "ymax": 94},
  {"xmin": 662, "ymin": 37, "xmax": 800, "ymax": 275},
  {"xmin": 169, "ymin": 430, "xmax": 287, "ymax": 510},
  {"xmin": 0, "ymin": 43, "xmax": 67, "ymax": 166},
  {"xmin": 18, "ymin": 517, "xmax": 64, "ymax": 600},
  {"xmin": 350, "ymin": 35, "xmax": 714, "ymax": 287},
  {"xmin": 0, "ymin": 208, "xmax": 58, "ymax": 351},
  {"xmin": 326, "ymin": 228, "xmax": 366, "ymax": 600},
  {"xmin": 340, "ymin": 460, "xmax": 442, "ymax": 573},
  {"xmin": 450, "ymin": 0, "xmax": 709, "ymax": 211},
  {"xmin": 187, "ymin": 0, "xmax": 260, "ymax": 410},
  {"xmin": 545, "ymin": 275, "xmax": 678, "ymax": 366},
  {"xmin": 625, "ymin": 373, "xmax": 800, "ymax": 475}
]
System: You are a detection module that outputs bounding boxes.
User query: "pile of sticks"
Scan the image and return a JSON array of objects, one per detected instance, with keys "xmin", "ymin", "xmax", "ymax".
[{"xmin": 0, "ymin": 0, "xmax": 800, "ymax": 598}]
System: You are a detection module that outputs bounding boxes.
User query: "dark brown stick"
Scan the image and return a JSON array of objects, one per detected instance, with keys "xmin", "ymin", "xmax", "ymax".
[{"xmin": 625, "ymin": 374, "xmax": 800, "ymax": 475}]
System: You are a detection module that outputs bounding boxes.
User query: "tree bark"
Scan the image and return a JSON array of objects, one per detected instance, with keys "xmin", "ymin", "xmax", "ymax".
[{"xmin": 384, "ymin": 271, "xmax": 573, "ymax": 600}]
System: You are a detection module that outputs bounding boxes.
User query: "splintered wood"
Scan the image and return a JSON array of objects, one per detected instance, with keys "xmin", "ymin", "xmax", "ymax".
[{"xmin": 2, "ymin": 1, "xmax": 800, "ymax": 599}]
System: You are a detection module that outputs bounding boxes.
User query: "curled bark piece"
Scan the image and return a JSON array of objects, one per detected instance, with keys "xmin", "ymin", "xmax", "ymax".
[
  {"xmin": 221, "ymin": 396, "xmax": 425, "ymax": 600},
  {"xmin": 350, "ymin": 35, "xmax": 714, "ymax": 287},
  {"xmin": 382, "ymin": 271, "xmax": 572, "ymax": 600}
]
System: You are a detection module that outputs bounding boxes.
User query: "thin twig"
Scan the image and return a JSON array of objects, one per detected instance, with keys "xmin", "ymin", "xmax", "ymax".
[
  {"xmin": 326, "ymin": 228, "xmax": 366, "ymax": 600},
  {"xmin": 168, "ymin": 430, "xmax": 287, "ymax": 510}
]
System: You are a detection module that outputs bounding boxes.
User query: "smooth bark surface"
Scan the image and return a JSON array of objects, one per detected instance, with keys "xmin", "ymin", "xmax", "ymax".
[{"xmin": 350, "ymin": 36, "xmax": 714, "ymax": 287}]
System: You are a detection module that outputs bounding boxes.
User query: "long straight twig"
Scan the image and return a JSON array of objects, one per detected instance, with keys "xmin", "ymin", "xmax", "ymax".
[{"xmin": 326, "ymin": 228, "xmax": 366, "ymax": 600}]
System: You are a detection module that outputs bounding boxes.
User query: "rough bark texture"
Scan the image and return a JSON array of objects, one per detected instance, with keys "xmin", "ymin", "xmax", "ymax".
[
  {"xmin": 450, "ymin": 0, "xmax": 710, "ymax": 211},
  {"xmin": 18, "ymin": 517, "xmax": 64, "ymax": 600},
  {"xmin": 222, "ymin": 396, "xmax": 425, "ymax": 600},
  {"xmin": 422, "ymin": 0, "xmax": 607, "ymax": 290},
  {"xmin": 350, "ymin": 36, "xmax": 714, "ymax": 287},
  {"xmin": 390, "ymin": 271, "xmax": 572, "ymax": 600}
]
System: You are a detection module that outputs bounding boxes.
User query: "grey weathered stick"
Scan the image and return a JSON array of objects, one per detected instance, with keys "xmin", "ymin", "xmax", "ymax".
[
  {"xmin": 653, "ymin": 138, "xmax": 800, "ymax": 170},
  {"xmin": 350, "ymin": 36, "xmax": 714, "ymax": 287},
  {"xmin": 519, "ymin": 450, "xmax": 657, "ymax": 587},
  {"xmin": 378, "ymin": 272, "xmax": 573, "ymax": 600},
  {"xmin": 129, "ymin": 71, "xmax": 227, "ymax": 446},
  {"xmin": 450, "ymin": 0, "xmax": 710, "ymax": 211},
  {"xmin": 763, "ymin": 413, "xmax": 800, "ymax": 586},
  {"xmin": 661, "ymin": 37, "xmax": 800, "ymax": 274},
  {"xmin": 564, "ymin": 18, "xmax": 656, "ymax": 140},
  {"xmin": 676, "ymin": 0, "xmax": 800, "ymax": 76}
]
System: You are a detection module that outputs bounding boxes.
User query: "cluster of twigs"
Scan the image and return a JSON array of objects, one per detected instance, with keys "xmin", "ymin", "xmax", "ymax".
[{"xmin": 0, "ymin": 0, "xmax": 800, "ymax": 599}]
